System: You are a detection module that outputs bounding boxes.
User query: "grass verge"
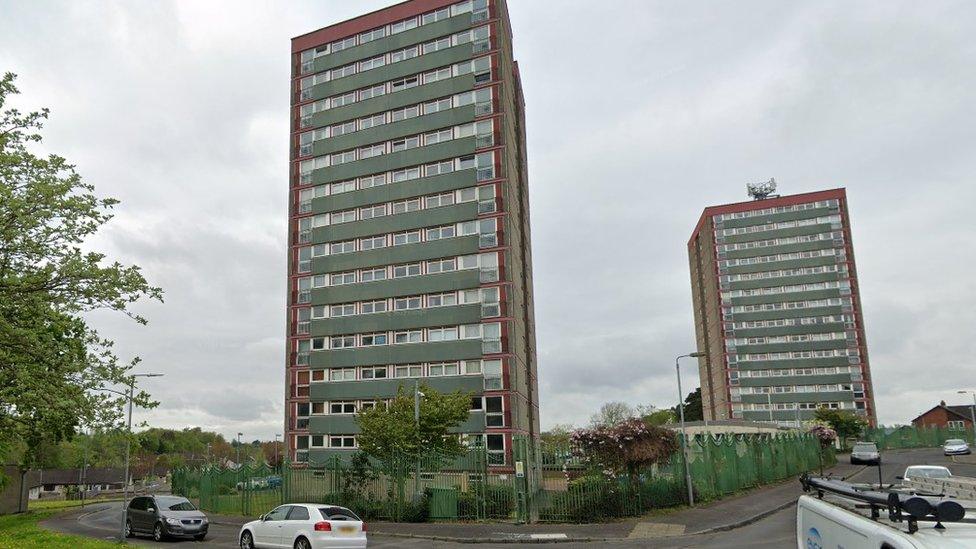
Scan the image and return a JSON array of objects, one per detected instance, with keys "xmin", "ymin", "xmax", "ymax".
[
  {"xmin": 29, "ymin": 498, "xmax": 122, "ymax": 511},
  {"xmin": 0, "ymin": 509, "xmax": 123, "ymax": 548}
]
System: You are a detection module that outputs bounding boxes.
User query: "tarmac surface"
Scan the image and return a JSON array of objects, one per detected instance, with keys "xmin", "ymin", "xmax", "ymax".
[{"xmin": 42, "ymin": 447, "xmax": 974, "ymax": 547}]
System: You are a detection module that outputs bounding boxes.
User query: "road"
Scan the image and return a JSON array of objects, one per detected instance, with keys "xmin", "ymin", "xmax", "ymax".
[{"xmin": 43, "ymin": 447, "xmax": 974, "ymax": 548}]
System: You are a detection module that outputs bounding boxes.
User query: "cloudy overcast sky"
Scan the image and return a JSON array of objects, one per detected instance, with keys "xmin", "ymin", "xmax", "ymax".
[{"xmin": 2, "ymin": 1, "xmax": 974, "ymax": 440}]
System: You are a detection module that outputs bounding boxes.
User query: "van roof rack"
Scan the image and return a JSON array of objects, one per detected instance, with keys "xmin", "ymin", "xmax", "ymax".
[{"xmin": 800, "ymin": 473, "xmax": 969, "ymax": 534}]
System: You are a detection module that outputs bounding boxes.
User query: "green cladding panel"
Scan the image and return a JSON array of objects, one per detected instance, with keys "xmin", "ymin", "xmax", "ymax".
[
  {"xmin": 734, "ymin": 339, "xmax": 851, "ymax": 354},
  {"xmin": 311, "ymin": 136, "xmax": 477, "ymax": 185},
  {"xmin": 728, "ymin": 306, "xmax": 844, "ymax": 323},
  {"xmin": 311, "ymin": 234, "xmax": 480, "ymax": 272},
  {"xmin": 310, "ymin": 44, "xmax": 476, "ymax": 101},
  {"xmin": 311, "ymin": 104, "xmax": 476, "ymax": 157},
  {"xmin": 310, "ymin": 75, "xmax": 476, "ymax": 129},
  {"xmin": 718, "ymin": 206, "xmax": 838, "ymax": 230},
  {"xmin": 310, "ymin": 373, "xmax": 485, "ymax": 400},
  {"xmin": 729, "ymin": 272, "xmax": 840, "ymax": 291},
  {"xmin": 310, "ymin": 303, "xmax": 482, "ymax": 336},
  {"xmin": 307, "ymin": 411, "xmax": 486, "ymax": 435},
  {"xmin": 733, "ymin": 322, "xmax": 847, "ymax": 338},
  {"xmin": 736, "ymin": 356, "xmax": 855, "ymax": 370},
  {"xmin": 311, "ymin": 169, "xmax": 478, "ymax": 215},
  {"xmin": 314, "ymin": 202, "xmax": 479, "ymax": 243},
  {"xmin": 309, "ymin": 339, "xmax": 484, "ymax": 369},
  {"xmin": 738, "ymin": 373, "xmax": 855, "ymax": 387},
  {"xmin": 724, "ymin": 240, "xmax": 836, "ymax": 261},
  {"xmin": 722, "ymin": 223, "xmax": 837, "ymax": 245},
  {"xmin": 741, "ymin": 392, "xmax": 853, "ymax": 405},
  {"xmin": 725, "ymin": 256, "xmax": 841, "ymax": 275},
  {"xmin": 311, "ymin": 269, "xmax": 481, "ymax": 305},
  {"xmin": 730, "ymin": 289, "xmax": 842, "ymax": 307},
  {"xmin": 309, "ymin": 14, "xmax": 475, "ymax": 74}
]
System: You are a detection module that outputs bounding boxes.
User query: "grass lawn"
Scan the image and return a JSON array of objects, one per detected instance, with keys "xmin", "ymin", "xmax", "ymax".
[
  {"xmin": 29, "ymin": 498, "xmax": 121, "ymax": 511},
  {"xmin": 0, "ymin": 509, "xmax": 123, "ymax": 548}
]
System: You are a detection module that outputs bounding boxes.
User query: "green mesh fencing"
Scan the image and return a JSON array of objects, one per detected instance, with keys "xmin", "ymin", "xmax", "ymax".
[
  {"xmin": 863, "ymin": 425, "xmax": 973, "ymax": 450},
  {"xmin": 172, "ymin": 433, "xmax": 832, "ymax": 523}
]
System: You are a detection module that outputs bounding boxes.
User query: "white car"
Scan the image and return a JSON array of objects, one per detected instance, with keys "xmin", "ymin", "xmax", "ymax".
[
  {"xmin": 944, "ymin": 438, "xmax": 972, "ymax": 456},
  {"xmin": 899, "ymin": 465, "xmax": 952, "ymax": 482},
  {"xmin": 239, "ymin": 503, "xmax": 366, "ymax": 549}
]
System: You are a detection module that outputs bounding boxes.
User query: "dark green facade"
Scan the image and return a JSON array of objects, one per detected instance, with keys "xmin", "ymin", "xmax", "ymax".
[
  {"xmin": 288, "ymin": 0, "xmax": 538, "ymax": 467},
  {"xmin": 688, "ymin": 190, "xmax": 876, "ymax": 427}
]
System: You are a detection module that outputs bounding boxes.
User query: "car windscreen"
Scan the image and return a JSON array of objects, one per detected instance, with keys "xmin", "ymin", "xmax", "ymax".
[
  {"xmin": 911, "ymin": 468, "xmax": 951, "ymax": 479},
  {"xmin": 945, "ymin": 439, "xmax": 966, "ymax": 445},
  {"xmin": 156, "ymin": 497, "xmax": 197, "ymax": 511},
  {"xmin": 853, "ymin": 444, "xmax": 877, "ymax": 452},
  {"xmin": 319, "ymin": 506, "xmax": 360, "ymax": 521}
]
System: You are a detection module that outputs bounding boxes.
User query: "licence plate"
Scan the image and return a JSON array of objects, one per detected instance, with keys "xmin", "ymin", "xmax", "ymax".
[{"xmin": 338, "ymin": 525, "xmax": 355, "ymax": 534}]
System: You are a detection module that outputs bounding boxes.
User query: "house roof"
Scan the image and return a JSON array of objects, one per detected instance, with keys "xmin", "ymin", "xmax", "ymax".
[{"xmin": 911, "ymin": 402, "xmax": 976, "ymax": 424}]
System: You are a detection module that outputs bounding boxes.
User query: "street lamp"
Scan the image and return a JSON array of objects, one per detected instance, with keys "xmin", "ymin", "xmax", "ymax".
[
  {"xmin": 676, "ymin": 351, "xmax": 707, "ymax": 507},
  {"xmin": 118, "ymin": 372, "xmax": 163, "ymax": 541},
  {"xmin": 957, "ymin": 391, "xmax": 976, "ymax": 442}
]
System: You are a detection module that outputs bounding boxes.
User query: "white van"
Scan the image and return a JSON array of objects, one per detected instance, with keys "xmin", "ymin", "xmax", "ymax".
[{"xmin": 797, "ymin": 475, "xmax": 976, "ymax": 548}]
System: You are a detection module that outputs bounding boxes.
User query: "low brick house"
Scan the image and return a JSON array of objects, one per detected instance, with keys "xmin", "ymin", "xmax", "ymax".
[{"xmin": 911, "ymin": 400, "xmax": 976, "ymax": 429}]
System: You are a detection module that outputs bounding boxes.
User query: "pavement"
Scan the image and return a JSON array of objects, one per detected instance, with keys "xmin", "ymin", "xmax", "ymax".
[{"xmin": 42, "ymin": 448, "xmax": 972, "ymax": 547}]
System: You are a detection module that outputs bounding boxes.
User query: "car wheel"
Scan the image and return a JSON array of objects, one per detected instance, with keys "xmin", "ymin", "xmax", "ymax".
[
  {"xmin": 240, "ymin": 531, "xmax": 254, "ymax": 549},
  {"xmin": 294, "ymin": 536, "xmax": 311, "ymax": 549},
  {"xmin": 153, "ymin": 523, "xmax": 165, "ymax": 542},
  {"xmin": 125, "ymin": 519, "xmax": 134, "ymax": 538}
]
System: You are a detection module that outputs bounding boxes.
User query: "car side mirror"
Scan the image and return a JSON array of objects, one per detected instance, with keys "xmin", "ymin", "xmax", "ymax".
[
  {"xmin": 146, "ymin": 507, "xmax": 155, "ymax": 513},
  {"xmin": 895, "ymin": 476, "xmax": 904, "ymax": 480}
]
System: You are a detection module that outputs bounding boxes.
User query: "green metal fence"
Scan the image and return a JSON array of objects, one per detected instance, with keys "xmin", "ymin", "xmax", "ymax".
[
  {"xmin": 172, "ymin": 432, "xmax": 833, "ymax": 524},
  {"xmin": 862, "ymin": 425, "xmax": 973, "ymax": 450}
]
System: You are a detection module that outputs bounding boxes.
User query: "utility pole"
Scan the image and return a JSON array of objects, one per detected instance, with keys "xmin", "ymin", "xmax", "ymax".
[
  {"xmin": 119, "ymin": 373, "xmax": 163, "ymax": 542},
  {"xmin": 676, "ymin": 352, "xmax": 707, "ymax": 507}
]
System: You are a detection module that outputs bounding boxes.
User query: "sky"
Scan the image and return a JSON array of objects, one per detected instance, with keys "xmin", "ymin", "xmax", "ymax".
[{"xmin": 1, "ymin": 0, "xmax": 975, "ymax": 441}]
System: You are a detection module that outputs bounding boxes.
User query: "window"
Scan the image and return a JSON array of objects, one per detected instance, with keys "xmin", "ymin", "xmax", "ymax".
[
  {"xmin": 331, "ymin": 401, "xmax": 357, "ymax": 414},
  {"xmin": 392, "ymin": 166, "xmax": 421, "ymax": 182},
  {"xmin": 391, "ymin": 105, "xmax": 420, "ymax": 122},
  {"xmin": 361, "ymin": 332, "xmax": 388, "ymax": 346},
  {"xmin": 330, "ymin": 368, "xmax": 356, "ymax": 381},
  {"xmin": 359, "ymin": 84, "xmax": 386, "ymax": 101},
  {"xmin": 361, "ymin": 267, "xmax": 387, "ymax": 282},
  {"xmin": 331, "ymin": 36, "xmax": 357, "ymax": 53},
  {"xmin": 331, "ymin": 335, "xmax": 356, "ymax": 349},
  {"xmin": 427, "ymin": 258, "xmax": 456, "ymax": 273},
  {"xmin": 391, "ymin": 76, "xmax": 419, "ymax": 92},
  {"xmin": 331, "ymin": 64, "xmax": 356, "ymax": 80},
  {"xmin": 424, "ymin": 128, "xmax": 454, "ymax": 145},
  {"xmin": 394, "ymin": 364, "xmax": 423, "ymax": 377},
  {"xmin": 359, "ymin": 56, "xmax": 385, "ymax": 71},
  {"xmin": 424, "ymin": 97, "xmax": 453, "ymax": 114},
  {"xmin": 331, "ymin": 209, "xmax": 357, "ymax": 224},
  {"xmin": 424, "ymin": 67, "xmax": 453, "ymax": 84},
  {"xmin": 423, "ymin": 7, "xmax": 450, "ymax": 24},
  {"xmin": 360, "ymin": 300, "xmax": 387, "ymax": 314},
  {"xmin": 360, "ymin": 204, "xmax": 387, "ymax": 220},
  {"xmin": 360, "ymin": 236, "xmax": 386, "ymax": 251},
  {"xmin": 470, "ymin": 397, "xmax": 483, "ymax": 410},
  {"xmin": 463, "ymin": 360, "xmax": 482, "ymax": 374},
  {"xmin": 360, "ymin": 113, "xmax": 386, "ymax": 130},
  {"xmin": 390, "ymin": 17, "xmax": 418, "ymax": 34},
  {"xmin": 948, "ymin": 420, "xmax": 966, "ymax": 430},
  {"xmin": 330, "ymin": 303, "xmax": 356, "ymax": 317},
  {"xmin": 310, "ymin": 436, "xmax": 324, "ymax": 448},
  {"xmin": 310, "ymin": 338, "xmax": 326, "ymax": 351},
  {"xmin": 330, "ymin": 240, "xmax": 356, "ymax": 255},
  {"xmin": 359, "ymin": 144, "xmax": 385, "ymax": 159},
  {"xmin": 392, "ymin": 136, "xmax": 420, "ymax": 152},
  {"xmin": 425, "ymin": 160, "xmax": 454, "ymax": 176},
  {"xmin": 311, "ymin": 370, "xmax": 325, "ymax": 382},
  {"xmin": 425, "ymin": 192, "xmax": 455, "ymax": 208},
  {"xmin": 330, "ymin": 180, "xmax": 356, "ymax": 194},
  {"xmin": 486, "ymin": 434, "xmax": 505, "ymax": 465},
  {"xmin": 394, "ymin": 330, "xmax": 422, "ymax": 344},
  {"xmin": 427, "ymin": 292, "xmax": 457, "ymax": 307},
  {"xmin": 393, "ymin": 198, "xmax": 421, "ymax": 214},
  {"xmin": 311, "ymin": 401, "xmax": 325, "ymax": 414},
  {"xmin": 429, "ymin": 362, "xmax": 459, "ymax": 376},
  {"xmin": 485, "ymin": 396, "xmax": 504, "ymax": 427},
  {"xmin": 331, "ymin": 272, "xmax": 356, "ymax": 286},
  {"xmin": 423, "ymin": 36, "xmax": 452, "ymax": 54},
  {"xmin": 484, "ymin": 359, "xmax": 502, "ymax": 390},
  {"xmin": 393, "ymin": 230, "xmax": 420, "ymax": 246},
  {"xmin": 331, "ymin": 92, "xmax": 357, "ymax": 109},
  {"xmin": 395, "ymin": 296, "xmax": 422, "ymax": 310},
  {"xmin": 360, "ymin": 27, "xmax": 386, "ymax": 43},
  {"xmin": 361, "ymin": 366, "xmax": 387, "ymax": 379},
  {"xmin": 329, "ymin": 436, "xmax": 356, "ymax": 448},
  {"xmin": 428, "ymin": 326, "xmax": 458, "ymax": 342},
  {"xmin": 390, "ymin": 46, "xmax": 418, "ymax": 63},
  {"xmin": 426, "ymin": 225, "xmax": 456, "ymax": 241}
]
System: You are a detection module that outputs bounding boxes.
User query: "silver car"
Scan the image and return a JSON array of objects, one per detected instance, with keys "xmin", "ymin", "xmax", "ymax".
[
  {"xmin": 943, "ymin": 438, "xmax": 971, "ymax": 456},
  {"xmin": 850, "ymin": 441, "xmax": 881, "ymax": 465},
  {"xmin": 125, "ymin": 495, "xmax": 209, "ymax": 541}
]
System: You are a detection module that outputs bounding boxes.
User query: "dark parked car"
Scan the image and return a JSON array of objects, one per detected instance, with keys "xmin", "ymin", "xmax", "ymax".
[{"xmin": 125, "ymin": 495, "xmax": 208, "ymax": 541}]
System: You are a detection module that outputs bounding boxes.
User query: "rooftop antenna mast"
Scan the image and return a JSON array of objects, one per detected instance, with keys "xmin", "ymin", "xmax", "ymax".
[{"xmin": 747, "ymin": 178, "xmax": 777, "ymax": 200}]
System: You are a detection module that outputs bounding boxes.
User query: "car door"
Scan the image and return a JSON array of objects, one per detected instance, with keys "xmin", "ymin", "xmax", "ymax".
[
  {"xmin": 144, "ymin": 497, "xmax": 160, "ymax": 531},
  {"xmin": 126, "ymin": 497, "xmax": 144, "ymax": 532},
  {"xmin": 254, "ymin": 505, "xmax": 291, "ymax": 548},
  {"xmin": 282, "ymin": 505, "xmax": 311, "ymax": 547}
]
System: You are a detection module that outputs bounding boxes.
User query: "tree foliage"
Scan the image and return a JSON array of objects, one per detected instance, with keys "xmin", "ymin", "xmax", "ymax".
[
  {"xmin": 571, "ymin": 418, "xmax": 679, "ymax": 487},
  {"xmin": 355, "ymin": 385, "xmax": 471, "ymax": 469},
  {"xmin": 671, "ymin": 387, "xmax": 703, "ymax": 422},
  {"xmin": 642, "ymin": 408, "xmax": 677, "ymax": 426},
  {"xmin": 813, "ymin": 408, "xmax": 867, "ymax": 448},
  {"xmin": 590, "ymin": 401, "xmax": 635, "ymax": 427},
  {"xmin": 0, "ymin": 72, "xmax": 162, "ymax": 477}
]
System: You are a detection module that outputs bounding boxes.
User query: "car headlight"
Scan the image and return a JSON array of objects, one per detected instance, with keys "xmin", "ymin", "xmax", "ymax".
[{"xmin": 165, "ymin": 518, "xmax": 182, "ymax": 526}]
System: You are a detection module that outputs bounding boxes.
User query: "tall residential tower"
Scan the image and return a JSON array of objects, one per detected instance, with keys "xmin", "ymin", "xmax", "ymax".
[
  {"xmin": 688, "ymin": 189, "xmax": 876, "ymax": 427},
  {"xmin": 286, "ymin": 0, "xmax": 538, "ymax": 467}
]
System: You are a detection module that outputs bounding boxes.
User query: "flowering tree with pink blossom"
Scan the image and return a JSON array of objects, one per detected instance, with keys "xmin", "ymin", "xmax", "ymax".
[
  {"xmin": 570, "ymin": 417, "xmax": 679, "ymax": 489},
  {"xmin": 808, "ymin": 424, "xmax": 837, "ymax": 475}
]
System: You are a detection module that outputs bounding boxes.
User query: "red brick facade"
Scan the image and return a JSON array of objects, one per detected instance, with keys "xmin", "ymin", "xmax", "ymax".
[{"xmin": 911, "ymin": 401, "xmax": 975, "ymax": 429}]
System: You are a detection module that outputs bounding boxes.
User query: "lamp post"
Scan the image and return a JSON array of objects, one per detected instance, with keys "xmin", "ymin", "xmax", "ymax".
[
  {"xmin": 676, "ymin": 351, "xmax": 707, "ymax": 507},
  {"xmin": 957, "ymin": 391, "xmax": 976, "ymax": 443},
  {"xmin": 118, "ymin": 372, "xmax": 163, "ymax": 541}
]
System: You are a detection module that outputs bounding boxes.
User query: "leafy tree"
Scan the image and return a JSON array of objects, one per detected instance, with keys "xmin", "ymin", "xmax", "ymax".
[
  {"xmin": 670, "ymin": 388, "xmax": 703, "ymax": 422},
  {"xmin": 642, "ymin": 408, "xmax": 677, "ymax": 426},
  {"xmin": 813, "ymin": 408, "xmax": 867, "ymax": 449},
  {"xmin": 590, "ymin": 401, "xmax": 635, "ymax": 427},
  {"xmin": 540, "ymin": 424, "xmax": 575, "ymax": 452},
  {"xmin": 356, "ymin": 385, "xmax": 472, "ymax": 469},
  {"xmin": 571, "ymin": 418, "xmax": 679, "ymax": 491},
  {"xmin": 0, "ymin": 71, "xmax": 162, "ymax": 484}
]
